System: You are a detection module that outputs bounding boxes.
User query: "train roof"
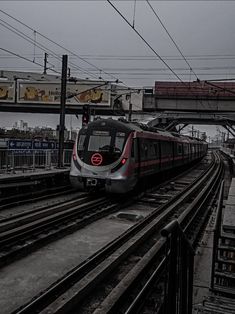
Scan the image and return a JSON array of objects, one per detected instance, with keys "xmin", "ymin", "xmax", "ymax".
[{"xmin": 84, "ymin": 118, "xmax": 206, "ymax": 144}]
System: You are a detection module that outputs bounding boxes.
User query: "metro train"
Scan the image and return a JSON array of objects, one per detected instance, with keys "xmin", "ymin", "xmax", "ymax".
[{"xmin": 70, "ymin": 118, "xmax": 208, "ymax": 193}]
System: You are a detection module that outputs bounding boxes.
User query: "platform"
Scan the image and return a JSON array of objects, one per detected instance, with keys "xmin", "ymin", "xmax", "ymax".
[
  {"xmin": 0, "ymin": 167, "xmax": 70, "ymax": 184},
  {"xmin": 223, "ymin": 178, "xmax": 235, "ymax": 231}
]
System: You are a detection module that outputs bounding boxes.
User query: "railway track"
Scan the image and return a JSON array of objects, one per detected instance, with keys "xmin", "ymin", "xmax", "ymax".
[
  {"xmin": 0, "ymin": 170, "xmax": 70, "ymax": 210},
  {"xmin": 0, "ymin": 184, "xmax": 75, "ymax": 210},
  {"xmin": 0, "ymin": 195, "xmax": 123, "ymax": 266},
  {"xmin": 0, "ymin": 156, "xmax": 210, "ymax": 268},
  {"xmin": 12, "ymin": 151, "xmax": 224, "ymax": 314}
]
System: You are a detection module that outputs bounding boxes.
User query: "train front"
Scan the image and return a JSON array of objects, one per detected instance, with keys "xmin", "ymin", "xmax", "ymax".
[{"xmin": 70, "ymin": 119, "xmax": 136, "ymax": 193}]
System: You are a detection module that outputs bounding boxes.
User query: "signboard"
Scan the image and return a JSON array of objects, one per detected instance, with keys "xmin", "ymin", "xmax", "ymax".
[
  {"xmin": 0, "ymin": 81, "xmax": 15, "ymax": 102},
  {"xmin": 8, "ymin": 140, "xmax": 58, "ymax": 150},
  {"xmin": 33, "ymin": 141, "xmax": 58, "ymax": 150},
  {"xmin": 17, "ymin": 81, "xmax": 111, "ymax": 106},
  {"xmin": 8, "ymin": 140, "xmax": 32, "ymax": 150}
]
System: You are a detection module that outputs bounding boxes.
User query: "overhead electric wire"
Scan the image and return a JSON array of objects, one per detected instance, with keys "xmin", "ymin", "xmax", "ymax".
[
  {"xmin": 107, "ymin": 1, "xmax": 229, "ymax": 111},
  {"xmin": 204, "ymin": 81, "xmax": 235, "ymax": 96},
  {"xmin": 206, "ymin": 78, "xmax": 235, "ymax": 81},
  {"xmin": 0, "ymin": 47, "xmax": 55, "ymax": 73},
  {"xmin": 1, "ymin": 8, "xmax": 234, "ymax": 90},
  {"xmin": 66, "ymin": 53, "xmax": 235, "ymax": 61},
  {"xmin": 0, "ymin": 17, "xmax": 100, "ymax": 80},
  {"xmin": 107, "ymin": 0, "xmax": 187, "ymax": 84},
  {"xmin": 109, "ymin": 1, "xmax": 216, "ymax": 111},
  {"xmin": 146, "ymin": 0, "xmax": 199, "ymax": 81},
  {"xmin": 78, "ymin": 65, "xmax": 235, "ymax": 72},
  {"xmin": 0, "ymin": 9, "xmax": 126, "ymax": 85}
]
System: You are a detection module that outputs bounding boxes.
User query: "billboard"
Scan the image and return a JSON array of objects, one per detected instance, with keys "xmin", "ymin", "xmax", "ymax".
[
  {"xmin": 0, "ymin": 81, "xmax": 15, "ymax": 102},
  {"xmin": 17, "ymin": 81, "xmax": 111, "ymax": 106}
]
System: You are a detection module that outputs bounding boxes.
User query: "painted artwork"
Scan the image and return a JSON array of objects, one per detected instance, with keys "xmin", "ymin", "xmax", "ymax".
[
  {"xmin": 18, "ymin": 81, "xmax": 110, "ymax": 106},
  {"xmin": 0, "ymin": 81, "xmax": 15, "ymax": 102}
]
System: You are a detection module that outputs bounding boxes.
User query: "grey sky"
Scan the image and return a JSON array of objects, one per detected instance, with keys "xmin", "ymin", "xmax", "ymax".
[{"xmin": 1, "ymin": 1, "xmax": 235, "ymax": 137}]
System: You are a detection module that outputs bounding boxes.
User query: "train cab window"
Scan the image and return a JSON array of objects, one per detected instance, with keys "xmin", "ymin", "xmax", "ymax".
[
  {"xmin": 115, "ymin": 132, "xmax": 126, "ymax": 152},
  {"xmin": 77, "ymin": 135, "xmax": 86, "ymax": 151},
  {"xmin": 88, "ymin": 133, "xmax": 111, "ymax": 152}
]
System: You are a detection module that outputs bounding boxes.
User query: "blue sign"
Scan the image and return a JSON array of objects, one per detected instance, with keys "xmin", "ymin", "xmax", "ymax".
[
  {"xmin": 33, "ymin": 141, "xmax": 58, "ymax": 150},
  {"xmin": 8, "ymin": 140, "xmax": 59, "ymax": 150},
  {"xmin": 8, "ymin": 140, "xmax": 32, "ymax": 150}
]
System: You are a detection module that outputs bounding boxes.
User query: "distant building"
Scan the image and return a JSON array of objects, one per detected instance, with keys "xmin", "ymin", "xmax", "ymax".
[{"xmin": 13, "ymin": 120, "xmax": 28, "ymax": 131}]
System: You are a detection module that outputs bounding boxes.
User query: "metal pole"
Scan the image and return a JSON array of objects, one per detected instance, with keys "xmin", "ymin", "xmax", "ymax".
[
  {"xmin": 128, "ymin": 101, "xmax": 132, "ymax": 122},
  {"xmin": 33, "ymin": 150, "xmax": 35, "ymax": 171},
  {"xmin": 43, "ymin": 53, "xmax": 48, "ymax": 75},
  {"xmin": 58, "ymin": 54, "xmax": 68, "ymax": 168}
]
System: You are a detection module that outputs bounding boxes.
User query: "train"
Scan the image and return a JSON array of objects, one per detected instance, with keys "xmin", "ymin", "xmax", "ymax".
[{"xmin": 70, "ymin": 118, "xmax": 208, "ymax": 193}]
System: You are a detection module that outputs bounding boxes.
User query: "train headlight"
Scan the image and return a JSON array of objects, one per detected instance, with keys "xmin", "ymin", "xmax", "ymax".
[
  {"xmin": 111, "ymin": 158, "xmax": 127, "ymax": 173},
  {"xmin": 121, "ymin": 158, "xmax": 127, "ymax": 165}
]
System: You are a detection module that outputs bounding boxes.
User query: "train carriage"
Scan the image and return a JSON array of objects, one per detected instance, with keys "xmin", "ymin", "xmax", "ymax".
[{"xmin": 70, "ymin": 118, "xmax": 208, "ymax": 193}]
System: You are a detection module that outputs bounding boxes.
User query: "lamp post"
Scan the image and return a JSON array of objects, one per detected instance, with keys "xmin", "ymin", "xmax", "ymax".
[{"xmin": 58, "ymin": 54, "xmax": 68, "ymax": 168}]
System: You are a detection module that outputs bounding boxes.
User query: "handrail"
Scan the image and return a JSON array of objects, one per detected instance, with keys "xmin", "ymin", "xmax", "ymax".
[
  {"xmin": 210, "ymin": 180, "xmax": 224, "ymax": 290},
  {"xmin": 161, "ymin": 219, "xmax": 195, "ymax": 314}
]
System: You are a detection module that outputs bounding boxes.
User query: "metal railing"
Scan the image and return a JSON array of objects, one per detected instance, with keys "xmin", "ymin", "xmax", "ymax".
[
  {"xmin": 0, "ymin": 149, "xmax": 72, "ymax": 172},
  {"xmin": 211, "ymin": 180, "xmax": 224, "ymax": 291},
  {"xmin": 161, "ymin": 220, "xmax": 195, "ymax": 314}
]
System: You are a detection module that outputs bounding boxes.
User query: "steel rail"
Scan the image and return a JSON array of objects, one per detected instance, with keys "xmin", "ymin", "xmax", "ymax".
[
  {"xmin": 1, "ymin": 157, "xmax": 211, "ymax": 249},
  {"xmin": 0, "ymin": 185, "xmax": 75, "ymax": 211},
  {"xmin": 0, "ymin": 158, "xmax": 210, "ymax": 268},
  {"xmin": 109, "ymin": 152, "xmax": 224, "ymax": 314},
  {"xmin": 0, "ymin": 197, "xmax": 109, "ymax": 247},
  {"xmin": 0, "ymin": 194, "xmax": 94, "ymax": 230},
  {"xmin": 14, "ymin": 154, "xmax": 217, "ymax": 314},
  {"xmin": 85, "ymin": 152, "xmax": 223, "ymax": 314}
]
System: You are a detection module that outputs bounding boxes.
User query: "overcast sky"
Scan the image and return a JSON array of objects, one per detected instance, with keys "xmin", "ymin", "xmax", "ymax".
[{"xmin": 1, "ymin": 1, "xmax": 235, "ymax": 137}]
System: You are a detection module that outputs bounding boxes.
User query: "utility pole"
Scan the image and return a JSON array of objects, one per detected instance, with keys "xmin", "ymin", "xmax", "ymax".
[
  {"xmin": 128, "ymin": 93, "xmax": 132, "ymax": 122},
  {"xmin": 128, "ymin": 102, "xmax": 132, "ymax": 122},
  {"xmin": 43, "ymin": 53, "xmax": 48, "ymax": 75},
  {"xmin": 58, "ymin": 54, "xmax": 68, "ymax": 168},
  {"xmin": 191, "ymin": 125, "xmax": 194, "ymax": 137}
]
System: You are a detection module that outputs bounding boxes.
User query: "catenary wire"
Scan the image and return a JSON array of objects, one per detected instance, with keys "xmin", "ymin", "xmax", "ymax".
[
  {"xmin": 0, "ymin": 9, "xmax": 127, "ymax": 86},
  {"xmin": 0, "ymin": 47, "xmax": 60, "ymax": 74},
  {"xmin": 0, "ymin": 17, "xmax": 100, "ymax": 80},
  {"xmin": 2, "ymin": 53, "xmax": 235, "ymax": 61},
  {"xmin": 146, "ymin": 0, "xmax": 199, "ymax": 80},
  {"xmin": 107, "ymin": 0, "xmax": 188, "ymax": 84}
]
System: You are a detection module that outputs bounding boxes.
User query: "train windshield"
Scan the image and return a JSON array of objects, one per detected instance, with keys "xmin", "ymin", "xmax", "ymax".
[
  {"xmin": 77, "ymin": 135, "xmax": 86, "ymax": 151},
  {"xmin": 77, "ymin": 129, "xmax": 127, "ymax": 166},
  {"xmin": 88, "ymin": 132, "xmax": 111, "ymax": 152},
  {"xmin": 115, "ymin": 132, "xmax": 126, "ymax": 151}
]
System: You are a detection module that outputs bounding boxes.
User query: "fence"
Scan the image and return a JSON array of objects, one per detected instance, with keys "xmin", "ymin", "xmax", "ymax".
[
  {"xmin": 161, "ymin": 220, "xmax": 195, "ymax": 314},
  {"xmin": 0, "ymin": 149, "xmax": 72, "ymax": 172}
]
